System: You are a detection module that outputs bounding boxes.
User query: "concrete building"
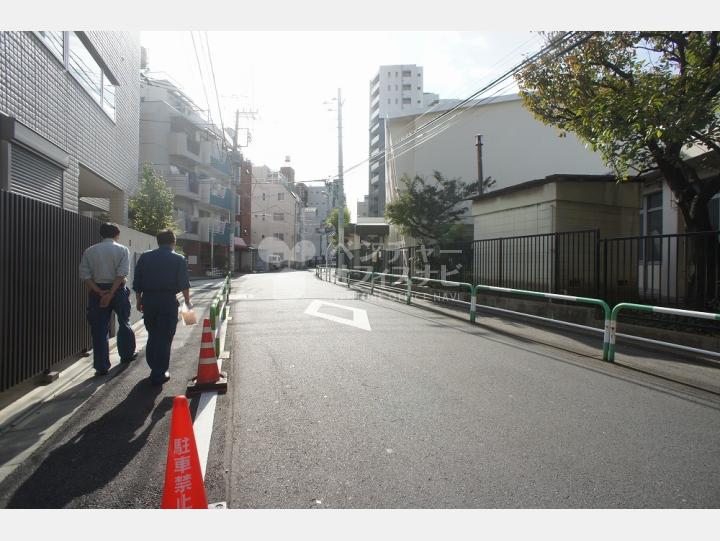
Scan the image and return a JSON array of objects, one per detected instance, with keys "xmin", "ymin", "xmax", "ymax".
[
  {"xmin": 357, "ymin": 195, "xmax": 369, "ymax": 218},
  {"xmin": 301, "ymin": 183, "xmax": 334, "ymax": 263},
  {"xmin": 139, "ymin": 73, "xmax": 236, "ymax": 275},
  {"xmin": 0, "ymin": 31, "xmax": 141, "ymax": 223},
  {"xmin": 250, "ymin": 166, "xmax": 304, "ymax": 269},
  {"xmin": 384, "ymin": 94, "xmax": 610, "ymax": 245},
  {"xmin": 368, "ymin": 64, "xmax": 439, "ymax": 217}
]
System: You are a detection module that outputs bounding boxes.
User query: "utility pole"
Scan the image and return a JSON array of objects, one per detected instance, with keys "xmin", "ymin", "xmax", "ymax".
[
  {"xmin": 476, "ymin": 134, "xmax": 484, "ymax": 195},
  {"xmin": 229, "ymin": 109, "xmax": 240, "ymax": 274},
  {"xmin": 336, "ymin": 88, "xmax": 345, "ymax": 270}
]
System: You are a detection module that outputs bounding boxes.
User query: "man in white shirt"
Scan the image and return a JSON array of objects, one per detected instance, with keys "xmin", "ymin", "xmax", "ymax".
[{"xmin": 79, "ymin": 223, "xmax": 137, "ymax": 375}]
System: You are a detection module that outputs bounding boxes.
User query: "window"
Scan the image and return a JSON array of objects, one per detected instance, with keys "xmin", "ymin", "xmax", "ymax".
[
  {"xmin": 273, "ymin": 233, "xmax": 285, "ymax": 241},
  {"xmin": 417, "ymin": 100, "xmax": 421, "ymax": 104},
  {"xmin": 395, "ymin": 71, "xmax": 398, "ymax": 76},
  {"xmin": 278, "ymin": 192, "xmax": 284, "ymax": 201},
  {"xmin": 402, "ymin": 84, "xmax": 411, "ymax": 91},
  {"xmin": 387, "ymin": 99, "xmax": 390, "ymax": 104},
  {"xmin": 35, "ymin": 31, "xmax": 64, "ymax": 62},
  {"xmin": 395, "ymin": 85, "xmax": 398, "ymax": 91},
  {"xmin": 68, "ymin": 32, "xmax": 102, "ymax": 105},
  {"xmin": 640, "ymin": 191, "xmax": 663, "ymax": 262},
  {"xmin": 395, "ymin": 99, "xmax": 398, "ymax": 104},
  {"xmin": 402, "ymin": 70, "xmax": 412, "ymax": 77},
  {"xmin": 402, "ymin": 97, "xmax": 411, "ymax": 104},
  {"xmin": 387, "ymin": 85, "xmax": 391, "ymax": 91},
  {"xmin": 417, "ymin": 86, "xmax": 421, "ymax": 90},
  {"xmin": 262, "ymin": 193, "xmax": 266, "ymax": 201},
  {"xmin": 273, "ymin": 213, "xmax": 284, "ymax": 221},
  {"xmin": 35, "ymin": 31, "xmax": 117, "ymax": 121}
]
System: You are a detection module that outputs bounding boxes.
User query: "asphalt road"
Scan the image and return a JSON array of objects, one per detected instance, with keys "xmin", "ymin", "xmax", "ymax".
[
  {"xmin": 223, "ymin": 269, "xmax": 720, "ymax": 508},
  {"xmin": 3, "ymin": 270, "xmax": 720, "ymax": 509},
  {"xmin": 0, "ymin": 278, "xmax": 226, "ymax": 509}
]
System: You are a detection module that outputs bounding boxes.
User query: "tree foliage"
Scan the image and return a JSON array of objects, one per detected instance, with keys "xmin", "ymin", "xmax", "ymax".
[
  {"xmin": 325, "ymin": 207, "xmax": 351, "ymax": 246},
  {"xmin": 516, "ymin": 31, "xmax": 720, "ymax": 232},
  {"xmin": 129, "ymin": 163, "xmax": 177, "ymax": 236},
  {"xmin": 385, "ymin": 171, "xmax": 479, "ymax": 243}
]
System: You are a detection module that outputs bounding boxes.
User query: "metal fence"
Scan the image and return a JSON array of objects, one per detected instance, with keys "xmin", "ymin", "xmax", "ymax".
[
  {"xmin": 472, "ymin": 230, "xmax": 598, "ymax": 296},
  {"xmin": 0, "ymin": 190, "xmax": 100, "ymax": 392},
  {"xmin": 345, "ymin": 229, "xmax": 720, "ymax": 312},
  {"xmin": 599, "ymin": 231, "xmax": 720, "ymax": 310}
]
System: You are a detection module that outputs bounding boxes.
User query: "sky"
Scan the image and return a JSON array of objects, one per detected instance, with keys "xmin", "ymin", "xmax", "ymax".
[{"xmin": 139, "ymin": 31, "xmax": 546, "ymax": 220}]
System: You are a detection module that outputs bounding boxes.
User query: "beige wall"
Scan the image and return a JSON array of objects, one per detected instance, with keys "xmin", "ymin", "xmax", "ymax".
[
  {"xmin": 473, "ymin": 181, "xmax": 641, "ymax": 240},
  {"xmin": 250, "ymin": 181, "xmax": 302, "ymax": 263}
]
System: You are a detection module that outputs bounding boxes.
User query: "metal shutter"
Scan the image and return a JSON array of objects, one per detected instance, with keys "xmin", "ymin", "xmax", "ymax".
[{"xmin": 10, "ymin": 143, "xmax": 63, "ymax": 207}]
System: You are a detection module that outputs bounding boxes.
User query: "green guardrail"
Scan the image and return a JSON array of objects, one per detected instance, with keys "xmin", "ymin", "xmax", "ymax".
[
  {"xmin": 340, "ymin": 269, "xmax": 477, "ymax": 322},
  {"xmin": 336, "ymin": 268, "xmax": 611, "ymax": 360},
  {"xmin": 333, "ymin": 269, "xmax": 720, "ymax": 364},
  {"xmin": 474, "ymin": 285, "xmax": 611, "ymax": 361},
  {"xmin": 209, "ymin": 273, "xmax": 231, "ymax": 356},
  {"xmin": 608, "ymin": 302, "xmax": 720, "ymax": 362}
]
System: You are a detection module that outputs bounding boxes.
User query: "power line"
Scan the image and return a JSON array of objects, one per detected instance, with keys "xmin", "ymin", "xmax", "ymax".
[
  {"xmin": 342, "ymin": 31, "xmax": 588, "ymax": 179},
  {"xmin": 203, "ymin": 31, "xmax": 227, "ymax": 146}
]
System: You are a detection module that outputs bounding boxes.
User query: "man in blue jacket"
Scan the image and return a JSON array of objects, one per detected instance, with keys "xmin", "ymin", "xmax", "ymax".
[{"xmin": 133, "ymin": 229, "xmax": 191, "ymax": 385}]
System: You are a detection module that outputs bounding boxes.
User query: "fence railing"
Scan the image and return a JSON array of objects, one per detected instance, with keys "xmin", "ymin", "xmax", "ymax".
[
  {"xmin": 209, "ymin": 273, "xmax": 231, "ymax": 357},
  {"xmin": 599, "ymin": 231, "xmax": 720, "ymax": 310},
  {"xmin": 0, "ymin": 191, "xmax": 101, "ymax": 392},
  {"xmin": 345, "ymin": 230, "xmax": 720, "ymax": 313},
  {"xmin": 327, "ymin": 266, "xmax": 720, "ymax": 363}
]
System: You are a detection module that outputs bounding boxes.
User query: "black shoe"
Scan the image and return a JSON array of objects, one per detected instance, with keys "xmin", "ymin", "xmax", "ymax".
[
  {"xmin": 150, "ymin": 372, "xmax": 171, "ymax": 386},
  {"xmin": 121, "ymin": 352, "xmax": 138, "ymax": 364},
  {"xmin": 94, "ymin": 368, "xmax": 110, "ymax": 376}
]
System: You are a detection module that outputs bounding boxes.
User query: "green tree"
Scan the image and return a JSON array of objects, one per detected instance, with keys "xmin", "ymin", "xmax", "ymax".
[
  {"xmin": 325, "ymin": 207, "xmax": 351, "ymax": 246},
  {"xmin": 384, "ymin": 171, "xmax": 481, "ymax": 244},
  {"xmin": 129, "ymin": 163, "xmax": 177, "ymax": 236},
  {"xmin": 516, "ymin": 31, "xmax": 720, "ymax": 233}
]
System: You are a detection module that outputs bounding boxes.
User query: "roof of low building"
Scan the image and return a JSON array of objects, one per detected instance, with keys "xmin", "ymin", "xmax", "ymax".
[{"xmin": 470, "ymin": 173, "xmax": 617, "ymax": 202}]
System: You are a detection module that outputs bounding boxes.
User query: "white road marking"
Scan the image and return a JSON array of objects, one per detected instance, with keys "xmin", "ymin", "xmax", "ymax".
[
  {"xmin": 304, "ymin": 300, "xmax": 371, "ymax": 331},
  {"xmin": 193, "ymin": 310, "xmax": 229, "ymax": 480}
]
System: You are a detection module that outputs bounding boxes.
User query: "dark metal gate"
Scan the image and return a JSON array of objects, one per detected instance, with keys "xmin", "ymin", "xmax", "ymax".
[{"xmin": 0, "ymin": 190, "xmax": 100, "ymax": 392}]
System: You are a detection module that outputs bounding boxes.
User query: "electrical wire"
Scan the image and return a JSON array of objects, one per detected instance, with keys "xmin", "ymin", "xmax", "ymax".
[{"xmin": 342, "ymin": 31, "xmax": 588, "ymax": 179}]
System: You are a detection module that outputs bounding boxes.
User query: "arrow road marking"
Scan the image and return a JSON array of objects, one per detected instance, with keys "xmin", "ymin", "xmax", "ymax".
[{"xmin": 304, "ymin": 300, "xmax": 372, "ymax": 331}]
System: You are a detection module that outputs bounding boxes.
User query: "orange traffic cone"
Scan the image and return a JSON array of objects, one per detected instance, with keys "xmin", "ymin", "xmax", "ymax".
[
  {"xmin": 161, "ymin": 395, "xmax": 208, "ymax": 509},
  {"xmin": 186, "ymin": 319, "xmax": 228, "ymax": 396}
]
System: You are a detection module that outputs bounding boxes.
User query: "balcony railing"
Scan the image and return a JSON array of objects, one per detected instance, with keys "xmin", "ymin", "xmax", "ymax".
[
  {"xmin": 210, "ymin": 156, "xmax": 232, "ymax": 177},
  {"xmin": 168, "ymin": 132, "xmax": 201, "ymax": 163},
  {"xmin": 166, "ymin": 173, "xmax": 201, "ymax": 201},
  {"xmin": 209, "ymin": 186, "xmax": 233, "ymax": 211}
]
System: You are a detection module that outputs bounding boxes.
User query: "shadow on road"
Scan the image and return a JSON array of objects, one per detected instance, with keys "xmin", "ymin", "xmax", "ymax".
[{"xmin": 6, "ymin": 380, "xmax": 172, "ymax": 508}]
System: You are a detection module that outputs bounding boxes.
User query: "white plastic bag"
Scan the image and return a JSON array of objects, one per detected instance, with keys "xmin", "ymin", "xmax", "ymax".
[{"xmin": 180, "ymin": 302, "xmax": 197, "ymax": 326}]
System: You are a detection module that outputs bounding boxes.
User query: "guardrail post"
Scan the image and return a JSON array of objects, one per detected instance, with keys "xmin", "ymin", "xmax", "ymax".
[
  {"xmin": 347, "ymin": 268, "xmax": 351, "ymax": 289},
  {"xmin": 470, "ymin": 286, "xmax": 477, "ymax": 323},
  {"xmin": 406, "ymin": 275, "xmax": 412, "ymax": 305},
  {"xmin": 370, "ymin": 271, "xmax": 375, "ymax": 295}
]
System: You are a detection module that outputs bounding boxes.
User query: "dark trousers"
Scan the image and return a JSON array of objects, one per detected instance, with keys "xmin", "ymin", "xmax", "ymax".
[
  {"xmin": 142, "ymin": 293, "xmax": 179, "ymax": 383},
  {"xmin": 86, "ymin": 285, "xmax": 136, "ymax": 372}
]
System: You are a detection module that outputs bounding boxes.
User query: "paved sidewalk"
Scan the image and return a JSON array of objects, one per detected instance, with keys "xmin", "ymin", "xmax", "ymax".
[{"xmin": 0, "ymin": 278, "xmax": 223, "ymax": 486}]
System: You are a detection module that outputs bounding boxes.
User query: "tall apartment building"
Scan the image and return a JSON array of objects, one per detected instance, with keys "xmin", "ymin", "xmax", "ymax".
[
  {"xmin": 367, "ymin": 64, "xmax": 438, "ymax": 217},
  {"xmin": 0, "ymin": 31, "xmax": 141, "ymax": 222},
  {"xmin": 139, "ymin": 73, "xmax": 237, "ymax": 275}
]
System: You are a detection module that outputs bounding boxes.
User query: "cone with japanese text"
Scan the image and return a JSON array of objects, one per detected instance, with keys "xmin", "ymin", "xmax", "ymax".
[
  {"xmin": 186, "ymin": 318, "xmax": 227, "ymax": 396},
  {"xmin": 161, "ymin": 395, "xmax": 208, "ymax": 509}
]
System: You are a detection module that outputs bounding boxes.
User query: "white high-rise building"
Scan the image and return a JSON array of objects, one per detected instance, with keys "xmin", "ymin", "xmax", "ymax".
[{"xmin": 368, "ymin": 64, "xmax": 439, "ymax": 217}]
